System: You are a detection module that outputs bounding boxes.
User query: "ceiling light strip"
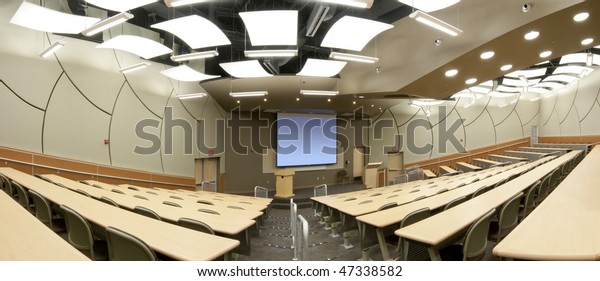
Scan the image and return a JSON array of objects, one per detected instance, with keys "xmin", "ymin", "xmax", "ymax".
[
  {"xmin": 119, "ymin": 62, "xmax": 151, "ymax": 74},
  {"xmin": 81, "ymin": 12, "xmax": 133, "ymax": 36},
  {"xmin": 229, "ymin": 91, "xmax": 268, "ymax": 97},
  {"xmin": 178, "ymin": 93, "xmax": 207, "ymax": 100},
  {"xmin": 244, "ymin": 49, "xmax": 298, "ymax": 58},
  {"xmin": 329, "ymin": 51, "xmax": 379, "ymax": 63},
  {"xmin": 300, "ymin": 90, "xmax": 339, "ymax": 96},
  {"xmin": 40, "ymin": 41, "xmax": 66, "ymax": 58},
  {"xmin": 171, "ymin": 50, "xmax": 219, "ymax": 62},
  {"xmin": 409, "ymin": 10, "xmax": 463, "ymax": 36},
  {"xmin": 319, "ymin": 0, "xmax": 373, "ymax": 8}
]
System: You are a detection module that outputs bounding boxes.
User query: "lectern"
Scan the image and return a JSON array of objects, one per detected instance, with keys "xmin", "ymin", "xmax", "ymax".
[
  {"xmin": 364, "ymin": 162, "xmax": 382, "ymax": 189},
  {"xmin": 274, "ymin": 169, "xmax": 295, "ymax": 198}
]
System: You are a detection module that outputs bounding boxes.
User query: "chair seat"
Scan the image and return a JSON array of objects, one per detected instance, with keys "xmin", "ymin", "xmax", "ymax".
[
  {"xmin": 439, "ymin": 244, "xmax": 484, "ymax": 261},
  {"xmin": 81, "ymin": 239, "xmax": 109, "ymax": 261}
]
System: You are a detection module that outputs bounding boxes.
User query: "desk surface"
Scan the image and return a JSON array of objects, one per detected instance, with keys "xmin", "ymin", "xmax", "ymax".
[
  {"xmin": 488, "ymin": 154, "xmax": 528, "ymax": 161},
  {"xmin": 473, "ymin": 158, "xmax": 503, "ymax": 165},
  {"xmin": 48, "ymin": 175, "xmax": 255, "ymax": 236},
  {"xmin": 395, "ymin": 151, "xmax": 578, "ymax": 247},
  {"xmin": 493, "ymin": 147, "xmax": 600, "ymax": 260},
  {"xmin": 0, "ymin": 191, "xmax": 90, "ymax": 261},
  {"xmin": 505, "ymin": 150, "xmax": 547, "ymax": 155},
  {"xmin": 422, "ymin": 169, "xmax": 437, "ymax": 178},
  {"xmin": 439, "ymin": 166, "xmax": 458, "ymax": 174},
  {"xmin": 521, "ymin": 147, "xmax": 571, "ymax": 151},
  {"xmin": 0, "ymin": 168, "xmax": 239, "ymax": 261},
  {"xmin": 456, "ymin": 162, "xmax": 482, "ymax": 170}
]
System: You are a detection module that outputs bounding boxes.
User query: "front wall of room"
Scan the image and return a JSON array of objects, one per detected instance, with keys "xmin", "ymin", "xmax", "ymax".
[{"xmin": 0, "ymin": 1, "xmax": 225, "ymax": 178}]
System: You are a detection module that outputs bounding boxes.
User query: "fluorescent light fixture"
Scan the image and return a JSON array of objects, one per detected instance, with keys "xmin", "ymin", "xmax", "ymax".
[
  {"xmin": 582, "ymin": 38, "xmax": 594, "ymax": 45},
  {"xmin": 488, "ymin": 91, "xmax": 517, "ymax": 98},
  {"xmin": 300, "ymin": 90, "xmax": 339, "ymax": 96},
  {"xmin": 171, "ymin": 50, "xmax": 219, "ymax": 62},
  {"xmin": 160, "ymin": 65, "xmax": 220, "ymax": 82},
  {"xmin": 480, "ymin": 51, "xmax": 495, "ymax": 60},
  {"xmin": 97, "ymin": 35, "xmax": 172, "ymax": 59},
  {"xmin": 553, "ymin": 65, "xmax": 594, "ymax": 76},
  {"xmin": 543, "ymin": 75, "xmax": 578, "ymax": 84},
  {"xmin": 465, "ymin": 78, "xmax": 477, "ymax": 85},
  {"xmin": 297, "ymin": 59, "xmax": 347, "ymax": 77},
  {"xmin": 397, "ymin": 0, "xmax": 460, "ymax": 12},
  {"xmin": 445, "ymin": 69, "xmax": 458, "ymax": 77},
  {"xmin": 319, "ymin": 0, "xmax": 373, "ymax": 8},
  {"xmin": 573, "ymin": 12, "xmax": 589, "ymax": 22},
  {"xmin": 500, "ymin": 64, "xmax": 513, "ymax": 71},
  {"xmin": 409, "ymin": 10, "xmax": 463, "ymax": 37},
  {"xmin": 10, "ymin": 1, "xmax": 100, "ymax": 34},
  {"xmin": 424, "ymin": 108, "xmax": 432, "ymax": 117},
  {"xmin": 329, "ymin": 51, "xmax": 379, "ymax": 63},
  {"xmin": 412, "ymin": 99, "xmax": 444, "ymax": 106},
  {"xmin": 506, "ymin": 68, "xmax": 547, "ymax": 79},
  {"xmin": 39, "ymin": 41, "xmax": 65, "ymax": 58},
  {"xmin": 524, "ymin": 30, "xmax": 539, "ymax": 40},
  {"xmin": 166, "ymin": 0, "xmax": 213, "ymax": 7},
  {"xmin": 119, "ymin": 62, "xmax": 151, "ymax": 74},
  {"xmin": 306, "ymin": 4, "xmax": 330, "ymax": 37},
  {"xmin": 220, "ymin": 60, "xmax": 273, "ymax": 78},
  {"xmin": 240, "ymin": 11, "xmax": 298, "ymax": 46},
  {"xmin": 86, "ymin": 0, "xmax": 158, "ymax": 12},
  {"xmin": 502, "ymin": 77, "xmax": 540, "ymax": 87},
  {"xmin": 229, "ymin": 91, "xmax": 268, "ymax": 97},
  {"xmin": 81, "ymin": 12, "xmax": 133, "ymax": 36},
  {"xmin": 178, "ymin": 93, "xmax": 207, "ymax": 100},
  {"xmin": 539, "ymin": 50, "xmax": 552, "ymax": 58},
  {"xmin": 559, "ymin": 53, "xmax": 588, "ymax": 65},
  {"xmin": 321, "ymin": 16, "xmax": 393, "ymax": 51},
  {"xmin": 151, "ymin": 15, "xmax": 230, "ymax": 49},
  {"xmin": 244, "ymin": 49, "xmax": 298, "ymax": 58}
]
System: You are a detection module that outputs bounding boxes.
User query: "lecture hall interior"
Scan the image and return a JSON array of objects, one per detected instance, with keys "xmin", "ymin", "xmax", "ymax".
[{"xmin": 1, "ymin": 0, "xmax": 600, "ymax": 263}]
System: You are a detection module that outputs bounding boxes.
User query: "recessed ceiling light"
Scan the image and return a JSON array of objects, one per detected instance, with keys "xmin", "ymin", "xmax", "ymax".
[
  {"xmin": 445, "ymin": 69, "xmax": 458, "ymax": 77},
  {"xmin": 524, "ymin": 31, "xmax": 539, "ymax": 40},
  {"xmin": 480, "ymin": 51, "xmax": 495, "ymax": 60},
  {"xmin": 264, "ymin": 98, "xmax": 267, "ymax": 102},
  {"xmin": 500, "ymin": 64, "xmax": 513, "ymax": 71},
  {"xmin": 539, "ymin": 50, "xmax": 552, "ymax": 58},
  {"xmin": 465, "ymin": 78, "xmax": 477, "ymax": 85},
  {"xmin": 327, "ymin": 98, "xmax": 331, "ymax": 102},
  {"xmin": 581, "ymin": 38, "xmax": 594, "ymax": 45},
  {"xmin": 296, "ymin": 98, "xmax": 300, "ymax": 101},
  {"xmin": 237, "ymin": 100, "xmax": 240, "ymax": 104},
  {"xmin": 353, "ymin": 101, "xmax": 356, "ymax": 104},
  {"xmin": 573, "ymin": 12, "xmax": 589, "ymax": 22}
]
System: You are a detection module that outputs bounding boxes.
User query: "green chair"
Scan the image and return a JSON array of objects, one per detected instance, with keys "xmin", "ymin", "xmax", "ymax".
[
  {"xmin": 99, "ymin": 196, "xmax": 119, "ymax": 207},
  {"xmin": 11, "ymin": 181, "xmax": 31, "ymax": 211},
  {"xmin": 60, "ymin": 205, "xmax": 108, "ymax": 260},
  {"xmin": 133, "ymin": 206, "xmax": 161, "ymax": 221},
  {"xmin": 0, "ymin": 174, "xmax": 11, "ymax": 195},
  {"xmin": 105, "ymin": 226, "xmax": 156, "ymax": 261},
  {"xmin": 74, "ymin": 189, "xmax": 91, "ymax": 198},
  {"xmin": 471, "ymin": 185, "xmax": 492, "ymax": 199},
  {"xmin": 536, "ymin": 175, "xmax": 551, "ymax": 204},
  {"xmin": 519, "ymin": 181, "xmax": 540, "ymax": 221},
  {"xmin": 439, "ymin": 208, "xmax": 496, "ymax": 261},
  {"xmin": 178, "ymin": 217, "xmax": 215, "ymax": 235},
  {"xmin": 28, "ymin": 189, "xmax": 66, "ymax": 232},
  {"xmin": 488, "ymin": 192, "xmax": 523, "ymax": 242},
  {"xmin": 436, "ymin": 188, "xmax": 449, "ymax": 195},
  {"xmin": 444, "ymin": 196, "xmax": 467, "ymax": 211},
  {"xmin": 397, "ymin": 207, "xmax": 431, "ymax": 260}
]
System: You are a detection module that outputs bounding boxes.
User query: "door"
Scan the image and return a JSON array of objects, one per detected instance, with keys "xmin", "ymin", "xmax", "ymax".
[
  {"xmin": 353, "ymin": 147, "xmax": 365, "ymax": 178},
  {"xmin": 194, "ymin": 157, "xmax": 220, "ymax": 191}
]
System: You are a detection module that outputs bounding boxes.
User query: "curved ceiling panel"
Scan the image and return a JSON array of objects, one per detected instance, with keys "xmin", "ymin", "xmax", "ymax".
[
  {"xmin": 151, "ymin": 15, "xmax": 231, "ymax": 49},
  {"xmin": 96, "ymin": 35, "xmax": 172, "ymax": 59},
  {"xmin": 321, "ymin": 16, "xmax": 393, "ymax": 52},
  {"xmin": 160, "ymin": 65, "xmax": 220, "ymax": 82},
  {"xmin": 9, "ymin": 1, "xmax": 99, "ymax": 34},
  {"xmin": 240, "ymin": 10, "xmax": 298, "ymax": 46}
]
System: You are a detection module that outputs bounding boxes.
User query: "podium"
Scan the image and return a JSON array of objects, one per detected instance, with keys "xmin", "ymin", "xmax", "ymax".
[
  {"xmin": 274, "ymin": 169, "xmax": 295, "ymax": 198},
  {"xmin": 363, "ymin": 162, "xmax": 382, "ymax": 189}
]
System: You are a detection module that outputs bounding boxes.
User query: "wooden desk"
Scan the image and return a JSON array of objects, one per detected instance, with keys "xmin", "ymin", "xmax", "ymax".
[
  {"xmin": 456, "ymin": 162, "xmax": 482, "ymax": 172},
  {"xmin": 494, "ymin": 147, "xmax": 600, "ymax": 260},
  {"xmin": 176, "ymin": 188, "xmax": 273, "ymax": 205},
  {"xmin": 355, "ymin": 158, "xmax": 545, "ymax": 260},
  {"xmin": 0, "ymin": 191, "xmax": 89, "ymax": 261},
  {"xmin": 422, "ymin": 169, "xmax": 437, "ymax": 178},
  {"xmin": 504, "ymin": 150, "xmax": 549, "ymax": 160},
  {"xmin": 439, "ymin": 166, "xmax": 459, "ymax": 176},
  {"xmin": 0, "ymin": 168, "xmax": 239, "ymax": 261},
  {"xmin": 520, "ymin": 146, "xmax": 570, "ymax": 155},
  {"xmin": 488, "ymin": 154, "xmax": 528, "ymax": 163},
  {"xmin": 473, "ymin": 158, "xmax": 504, "ymax": 168},
  {"xmin": 394, "ymin": 151, "xmax": 580, "ymax": 260}
]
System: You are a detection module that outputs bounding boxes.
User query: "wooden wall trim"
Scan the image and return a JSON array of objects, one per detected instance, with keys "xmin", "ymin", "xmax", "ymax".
[
  {"xmin": 538, "ymin": 135, "xmax": 600, "ymax": 144},
  {"xmin": 0, "ymin": 146, "xmax": 194, "ymax": 190}
]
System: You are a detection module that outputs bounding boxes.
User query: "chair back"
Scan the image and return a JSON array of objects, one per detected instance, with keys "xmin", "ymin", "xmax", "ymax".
[
  {"xmin": 134, "ymin": 195, "xmax": 149, "ymax": 200},
  {"xmin": 254, "ymin": 186, "xmax": 268, "ymax": 198},
  {"xmin": 75, "ymin": 189, "xmax": 91, "ymax": 198},
  {"xmin": 163, "ymin": 201, "xmax": 182, "ymax": 208},
  {"xmin": 313, "ymin": 184, "xmax": 327, "ymax": 197},
  {"xmin": 498, "ymin": 192, "xmax": 523, "ymax": 232},
  {"xmin": 28, "ymin": 189, "xmax": 52, "ymax": 225},
  {"xmin": 198, "ymin": 208, "xmax": 220, "ymax": 215},
  {"xmin": 471, "ymin": 185, "xmax": 492, "ymax": 198},
  {"xmin": 12, "ymin": 181, "xmax": 30, "ymax": 210},
  {"xmin": 377, "ymin": 202, "xmax": 397, "ymax": 211},
  {"xmin": 111, "ymin": 189, "xmax": 125, "ymax": 194},
  {"xmin": 398, "ymin": 207, "xmax": 431, "ymax": 260},
  {"xmin": 0, "ymin": 174, "xmax": 11, "ymax": 195},
  {"xmin": 105, "ymin": 226, "xmax": 156, "ymax": 261},
  {"xmin": 462, "ymin": 208, "xmax": 496, "ymax": 260},
  {"xmin": 133, "ymin": 206, "xmax": 161, "ymax": 220},
  {"xmin": 197, "ymin": 199, "xmax": 214, "ymax": 205},
  {"xmin": 521, "ymin": 181, "xmax": 540, "ymax": 219},
  {"xmin": 127, "ymin": 186, "xmax": 139, "ymax": 191},
  {"xmin": 61, "ymin": 205, "xmax": 93, "ymax": 252},
  {"xmin": 100, "ymin": 196, "xmax": 119, "ymax": 207},
  {"xmin": 178, "ymin": 217, "xmax": 215, "ymax": 235},
  {"xmin": 444, "ymin": 196, "xmax": 467, "ymax": 211}
]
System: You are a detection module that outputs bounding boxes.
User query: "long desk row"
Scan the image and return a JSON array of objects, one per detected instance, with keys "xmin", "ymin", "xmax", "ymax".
[
  {"xmin": 0, "ymin": 190, "xmax": 89, "ymax": 260},
  {"xmin": 493, "ymin": 146, "xmax": 600, "ymax": 260},
  {"xmin": 355, "ymin": 157, "xmax": 554, "ymax": 260},
  {"xmin": 394, "ymin": 150, "xmax": 581, "ymax": 260},
  {"xmin": 0, "ymin": 167, "xmax": 239, "ymax": 260}
]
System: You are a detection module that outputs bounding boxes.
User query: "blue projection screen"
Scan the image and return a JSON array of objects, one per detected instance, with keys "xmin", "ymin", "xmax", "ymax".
[{"xmin": 276, "ymin": 113, "xmax": 337, "ymax": 167}]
